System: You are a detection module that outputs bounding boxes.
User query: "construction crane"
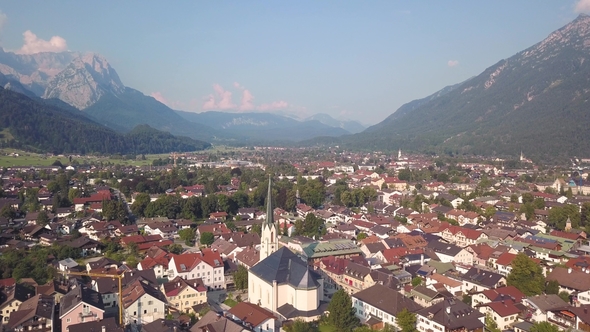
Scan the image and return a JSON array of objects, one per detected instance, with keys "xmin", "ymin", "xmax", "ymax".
[{"xmin": 62, "ymin": 270, "xmax": 125, "ymax": 326}]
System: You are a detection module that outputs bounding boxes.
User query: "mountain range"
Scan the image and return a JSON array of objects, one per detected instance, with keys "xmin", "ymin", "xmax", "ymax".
[
  {"xmin": 1, "ymin": 15, "xmax": 590, "ymax": 158},
  {"xmin": 0, "ymin": 50, "xmax": 356, "ymax": 145},
  {"xmin": 308, "ymin": 14, "xmax": 590, "ymax": 160}
]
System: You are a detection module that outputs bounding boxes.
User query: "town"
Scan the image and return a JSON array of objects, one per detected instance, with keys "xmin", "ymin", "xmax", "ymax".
[{"xmin": 0, "ymin": 147, "xmax": 588, "ymax": 332}]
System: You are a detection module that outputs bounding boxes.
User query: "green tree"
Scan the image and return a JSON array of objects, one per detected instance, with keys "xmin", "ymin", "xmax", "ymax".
[
  {"xmin": 167, "ymin": 244, "xmax": 184, "ymax": 255},
  {"xmin": 545, "ymin": 280, "xmax": 559, "ymax": 294},
  {"xmin": 507, "ymin": 253, "xmax": 545, "ymax": 296},
  {"xmin": 411, "ymin": 277, "xmax": 423, "ymax": 287},
  {"xmin": 558, "ymin": 291, "xmax": 571, "ymax": 303},
  {"xmin": 284, "ymin": 319, "xmax": 318, "ymax": 332},
  {"xmin": 36, "ymin": 210, "xmax": 50, "ymax": 226},
  {"xmin": 131, "ymin": 192, "xmax": 151, "ymax": 217},
  {"xmin": 356, "ymin": 232, "xmax": 367, "ymax": 241},
  {"xmin": 530, "ymin": 321, "xmax": 559, "ymax": 332},
  {"xmin": 0, "ymin": 205, "xmax": 16, "ymax": 222},
  {"xmin": 200, "ymin": 232, "xmax": 214, "ymax": 246},
  {"xmin": 127, "ymin": 242, "xmax": 139, "ymax": 256},
  {"xmin": 326, "ymin": 289, "xmax": 359, "ymax": 332},
  {"xmin": 485, "ymin": 314, "xmax": 501, "ymax": 332},
  {"xmin": 396, "ymin": 308, "xmax": 417, "ymax": 332},
  {"xmin": 178, "ymin": 228, "xmax": 196, "ymax": 246},
  {"xmin": 233, "ymin": 265, "xmax": 248, "ymax": 290}
]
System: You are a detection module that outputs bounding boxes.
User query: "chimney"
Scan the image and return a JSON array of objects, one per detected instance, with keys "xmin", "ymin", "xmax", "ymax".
[
  {"xmin": 568, "ymin": 268, "xmax": 573, "ymax": 274},
  {"xmin": 102, "ymin": 326, "xmax": 106, "ymax": 332}
]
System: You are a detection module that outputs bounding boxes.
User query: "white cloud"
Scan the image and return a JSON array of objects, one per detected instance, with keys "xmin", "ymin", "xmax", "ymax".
[
  {"xmin": 447, "ymin": 60, "xmax": 459, "ymax": 67},
  {"xmin": 575, "ymin": 0, "xmax": 590, "ymax": 13},
  {"xmin": 16, "ymin": 30, "xmax": 68, "ymax": 54},
  {"xmin": 202, "ymin": 82, "xmax": 288, "ymax": 112}
]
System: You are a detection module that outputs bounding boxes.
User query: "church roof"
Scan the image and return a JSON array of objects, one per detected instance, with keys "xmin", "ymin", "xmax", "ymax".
[{"xmin": 249, "ymin": 247, "xmax": 321, "ymax": 289}]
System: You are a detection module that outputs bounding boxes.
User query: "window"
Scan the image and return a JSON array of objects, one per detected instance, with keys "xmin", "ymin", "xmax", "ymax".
[
  {"xmin": 148, "ymin": 300, "xmax": 153, "ymax": 305},
  {"xmin": 67, "ymin": 318, "xmax": 71, "ymax": 323},
  {"xmin": 133, "ymin": 311, "xmax": 137, "ymax": 316},
  {"xmin": 144, "ymin": 310, "xmax": 147, "ymax": 314},
  {"xmin": 154, "ymin": 308, "xmax": 158, "ymax": 313}
]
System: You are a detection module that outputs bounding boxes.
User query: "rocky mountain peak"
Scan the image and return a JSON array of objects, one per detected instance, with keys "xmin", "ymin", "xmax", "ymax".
[{"xmin": 42, "ymin": 53, "xmax": 125, "ymax": 109}]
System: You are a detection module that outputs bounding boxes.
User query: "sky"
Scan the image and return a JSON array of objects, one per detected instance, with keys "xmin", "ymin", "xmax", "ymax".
[{"xmin": 0, "ymin": 1, "xmax": 588, "ymax": 125}]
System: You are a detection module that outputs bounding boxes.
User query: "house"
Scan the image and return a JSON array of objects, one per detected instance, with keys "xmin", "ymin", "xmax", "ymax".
[
  {"xmin": 471, "ymin": 286, "xmax": 525, "ymax": 309},
  {"xmin": 122, "ymin": 279, "xmax": 167, "ymax": 327},
  {"xmin": 161, "ymin": 276, "xmax": 207, "ymax": 314},
  {"xmin": 478, "ymin": 299, "xmax": 522, "ymax": 330},
  {"xmin": 426, "ymin": 241, "xmax": 474, "ymax": 265},
  {"xmin": 523, "ymin": 294, "xmax": 568, "ymax": 323},
  {"xmin": 92, "ymin": 269, "xmax": 158, "ymax": 310},
  {"xmin": 190, "ymin": 310, "xmax": 246, "ymax": 332},
  {"xmin": 494, "ymin": 252, "xmax": 540, "ymax": 276},
  {"xmin": 461, "ymin": 268, "xmax": 506, "ymax": 293},
  {"xmin": 0, "ymin": 283, "xmax": 33, "ymax": 324},
  {"xmin": 59, "ymin": 286, "xmax": 105, "ymax": 332},
  {"xmin": 546, "ymin": 304, "xmax": 590, "ymax": 331},
  {"xmin": 58, "ymin": 258, "xmax": 79, "ymax": 272},
  {"xmin": 227, "ymin": 302, "xmax": 277, "ymax": 332},
  {"xmin": 168, "ymin": 249, "xmax": 225, "ymax": 290},
  {"xmin": 546, "ymin": 267, "xmax": 590, "ymax": 294},
  {"xmin": 415, "ymin": 298, "xmax": 485, "ymax": 332},
  {"xmin": 353, "ymin": 284, "xmax": 422, "ymax": 329},
  {"xmin": 5, "ymin": 294, "xmax": 54, "ymax": 332},
  {"xmin": 66, "ymin": 317, "xmax": 123, "ymax": 332},
  {"xmin": 410, "ymin": 285, "xmax": 447, "ymax": 308},
  {"xmin": 234, "ymin": 247, "xmax": 260, "ymax": 269}
]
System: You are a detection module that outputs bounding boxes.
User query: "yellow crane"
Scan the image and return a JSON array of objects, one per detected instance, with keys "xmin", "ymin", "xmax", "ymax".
[{"xmin": 62, "ymin": 270, "xmax": 125, "ymax": 326}]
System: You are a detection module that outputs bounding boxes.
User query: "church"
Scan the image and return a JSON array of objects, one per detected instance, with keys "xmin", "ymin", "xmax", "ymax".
[{"xmin": 248, "ymin": 176, "xmax": 326, "ymax": 322}]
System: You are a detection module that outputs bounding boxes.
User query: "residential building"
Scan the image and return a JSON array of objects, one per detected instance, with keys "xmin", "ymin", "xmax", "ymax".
[
  {"xmin": 5, "ymin": 294, "xmax": 54, "ymax": 332},
  {"xmin": 228, "ymin": 302, "xmax": 277, "ymax": 332},
  {"xmin": 416, "ymin": 298, "xmax": 484, "ymax": 332},
  {"xmin": 161, "ymin": 277, "xmax": 207, "ymax": 314},
  {"xmin": 353, "ymin": 284, "xmax": 422, "ymax": 329},
  {"xmin": 59, "ymin": 286, "xmax": 105, "ymax": 332},
  {"xmin": 122, "ymin": 279, "xmax": 167, "ymax": 327}
]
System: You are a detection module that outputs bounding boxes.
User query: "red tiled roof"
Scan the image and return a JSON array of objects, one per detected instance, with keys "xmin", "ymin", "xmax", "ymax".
[{"xmin": 485, "ymin": 299, "xmax": 521, "ymax": 317}]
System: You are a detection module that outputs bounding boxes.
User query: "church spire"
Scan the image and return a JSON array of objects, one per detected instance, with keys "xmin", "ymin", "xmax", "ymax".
[
  {"xmin": 260, "ymin": 175, "xmax": 279, "ymax": 261},
  {"xmin": 265, "ymin": 175, "xmax": 274, "ymax": 227}
]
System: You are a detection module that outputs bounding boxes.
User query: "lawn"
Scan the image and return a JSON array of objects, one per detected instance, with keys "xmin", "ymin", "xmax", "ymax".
[
  {"xmin": 318, "ymin": 323, "xmax": 337, "ymax": 332},
  {"xmin": 223, "ymin": 298, "xmax": 238, "ymax": 307},
  {"xmin": 0, "ymin": 145, "xmax": 247, "ymax": 168}
]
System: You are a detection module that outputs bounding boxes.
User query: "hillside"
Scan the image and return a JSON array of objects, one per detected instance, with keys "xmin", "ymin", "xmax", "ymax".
[
  {"xmin": 0, "ymin": 88, "xmax": 210, "ymax": 154},
  {"xmin": 175, "ymin": 110, "xmax": 350, "ymax": 142},
  {"xmin": 329, "ymin": 14, "xmax": 590, "ymax": 160},
  {"xmin": 83, "ymin": 88, "xmax": 217, "ymax": 141}
]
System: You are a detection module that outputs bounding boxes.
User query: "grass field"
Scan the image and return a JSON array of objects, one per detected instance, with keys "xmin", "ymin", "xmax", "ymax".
[{"xmin": 0, "ymin": 145, "xmax": 245, "ymax": 168}]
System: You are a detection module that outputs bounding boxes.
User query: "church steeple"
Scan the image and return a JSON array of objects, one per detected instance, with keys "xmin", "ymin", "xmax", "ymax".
[{"xmin": 260, "ymin": 175, "xmax": 279, "ymax": 261}]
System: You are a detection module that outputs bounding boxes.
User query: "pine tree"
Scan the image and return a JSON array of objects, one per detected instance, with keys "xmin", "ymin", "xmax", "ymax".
[{"xmin": 327, "ymin": 289, "xmax": 359, "ymax": 332}]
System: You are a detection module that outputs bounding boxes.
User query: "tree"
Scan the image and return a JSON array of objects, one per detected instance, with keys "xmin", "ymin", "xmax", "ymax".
[
  {"xmin": 200, "ymin": 232, "xmax": 214, "ymax": 246},
  {"xmin": 284, "ymin": 319, "xmax": 318, "ymax": 332},
  {"xmin": 396, "ymin": 308, "xmax": 417, "ymax": 332},
  {"xmin": 0, "ymin": 205, "xmax": 16, "ymax": 222},
  {"xmin": 127, "ymin": 242, "xmax": 139, "ymax": 256},
  {"xmin": 178, "ymin": 228, "xmax": 196, "ymax": 246},
  {"xmin": 233, "ymin": 265, "xmax": 248, "ymax": 290},
  {"xmin": 356, "ymin": 232, "xmax": 367, "ymax": 241},
  {"xmin": 326, "ymin": 289, "xmax": 359, "ymax": 332},
  {"xmin": 530, "ymin": 322, "xmax": 559, "ymax": 332},
  {"xmin": 507, "ymin": 253, "xmax": 545, "ymax": 296},
  {"xmin": 558, "ymin": 291, "xmax": 571, "ymax": 303},
  {"xmin": 485, "ymin": 314, "xmax": 501, "ymax": 332},
  {"xmin": 545, "ymin": 280, "xmax": 559, "ymax": 294},
  {"xmin": 131, "ymin": 192, "xmax": 151, "ymax": 217},
  {"xmin": 36, "ymin": 211, "xmax": 50, "ymax": 226},
  {"xmin": 167, "ymin": 244, "xmax": 184, "ymax": 255},
  {"xmin": 411, "ymin": 277, "xmax": 423, "ymax": 287}
]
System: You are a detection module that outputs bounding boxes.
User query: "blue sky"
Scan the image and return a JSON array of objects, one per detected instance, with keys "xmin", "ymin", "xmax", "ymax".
[{"xmin": 0, "ymin": 1, "xmax": 587, "ymax": 125}]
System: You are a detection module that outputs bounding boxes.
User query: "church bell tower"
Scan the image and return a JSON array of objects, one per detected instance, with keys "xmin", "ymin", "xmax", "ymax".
[{"xmin": 260, "ymin": 175, "xmax": 279, "ymax": 260}]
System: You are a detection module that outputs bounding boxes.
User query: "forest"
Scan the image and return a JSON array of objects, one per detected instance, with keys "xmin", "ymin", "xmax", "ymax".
[{"xmin": 0, "ymin": 87, "xmax": 210, "ymax": 154}]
